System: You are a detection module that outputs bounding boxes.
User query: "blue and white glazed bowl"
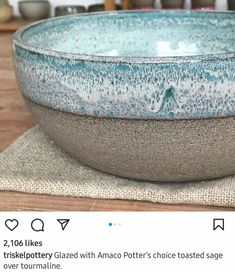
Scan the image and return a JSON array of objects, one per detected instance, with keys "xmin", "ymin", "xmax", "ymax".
[{"xmin": 13, "ymin": 11, "xmax": 235, "ymax": 182}]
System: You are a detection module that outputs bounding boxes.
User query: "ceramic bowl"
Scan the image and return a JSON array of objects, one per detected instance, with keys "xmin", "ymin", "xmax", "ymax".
[
  {"xmin": 13, "ymin": 11, "xmax": 235, "ymax": 182},
  {"xmin": 87, "ymin": 4, "xmax": 122, "ymax": 12},
  {"xmin": 0, "ymin": 4, "xmax": 13, "ymax": 22},
  {"xmin": 191, "ymin": 0, "xmax": 215, "ymax": 10},
  {"xmin": 131, "ymin": 0, "xmax": 155, "ymax": 9},
  {"xmin": 55, "ymin": 6, "xmax": 86, "ymax": 17},
  {"xmin": 228, "ymin": 0, "xmax": 235, "ymax": 10},
  {"xmin": 161, "ymin": 0, "xmax": 184, "ymax": 9},
  {"xmin": 19, "ymin": 0, "xmax": 50, "ymax": 21}
]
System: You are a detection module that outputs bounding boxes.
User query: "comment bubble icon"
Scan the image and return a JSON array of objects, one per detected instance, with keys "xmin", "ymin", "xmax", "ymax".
[{"xmin": 31, "ymin": 218, "xmax": 44, "ymax": 232}]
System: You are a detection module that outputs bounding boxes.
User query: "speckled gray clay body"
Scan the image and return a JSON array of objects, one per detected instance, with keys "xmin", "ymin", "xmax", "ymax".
[
  {"xmin": 26, "ymin": 98, "xmax": 235, "ymax": 182},
  {"xmin": 13, "ymin": 11, "xmax": 235, "ymax": 182}
]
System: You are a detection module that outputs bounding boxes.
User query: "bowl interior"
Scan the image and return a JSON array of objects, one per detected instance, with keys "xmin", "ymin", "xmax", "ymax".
[{"xmin": 20, "ymin": 11, "xmax": 235, "ymax": 57}]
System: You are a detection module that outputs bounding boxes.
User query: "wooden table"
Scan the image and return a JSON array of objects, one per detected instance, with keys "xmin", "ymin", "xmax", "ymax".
[
  {"xmin": 0, "ymin": 31, "xmax": 234, "ymax": 212},
  {"xmin": 0, "ymin": 17, "xmax": 30, "ymax": 32}
]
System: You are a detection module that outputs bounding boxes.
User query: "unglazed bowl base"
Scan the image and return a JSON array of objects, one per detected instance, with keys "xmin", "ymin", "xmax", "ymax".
[{"xmin": 26, "ymin": 98, "xmax": 235, "ymax": 182}]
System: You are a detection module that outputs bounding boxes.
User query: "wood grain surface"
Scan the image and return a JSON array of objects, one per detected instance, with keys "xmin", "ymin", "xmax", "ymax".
[
  {"xmin": 0, "ymin": 32, "xmax": 234, "ymax": 212},
  {"xmin": 0, "ymin": 17, "xmax": 29, "ymax": 32},
  {"xmin": 1, "ymin": 191, "xmax": 234, "ymax": 211}
]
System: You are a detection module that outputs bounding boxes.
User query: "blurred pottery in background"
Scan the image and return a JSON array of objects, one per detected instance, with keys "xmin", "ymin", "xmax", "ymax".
[
  {"xmin": 191, "ymin": 0, "xmax": 215, "ymax": 10},
  {"xmin": 228, "ymin": 0, "xmax": 235, "ymax": 10},
  {"xmin": 161, "ymin": 0, "xmax": 184, "ymax": 9},
  {"xmin": 19, "ymin": 0, "xmax": 50, "ymax": 20},
  {"xmin": 55, "ymin": 6, "xmax": 86, "ymax": 17},
  {"xmin": 0, "ymin": 0, "xmax": 13, "ymax": 22},
  {"xmin": 88, "ymin": 4, "xmax": 122, "ymax": 12},
  {"xmin": 131, "ymin": 0, "xmax": 155, "ymax": 9}
]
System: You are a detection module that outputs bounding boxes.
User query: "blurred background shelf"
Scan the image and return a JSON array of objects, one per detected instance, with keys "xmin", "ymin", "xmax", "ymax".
[
  {"xmin": 0, "ymin": 17, "xmax": 30, "ymax": 31},
  {"xmin": 0, "ymin": 1, "xmax": 128, "ymax": 32},
  {"xmin": 0, "ymin": 1, "xmax": 230, "ymax": 31},
  {"xmin": 105, "ymin": 0, "xmax": 129, "ymax": 10}
]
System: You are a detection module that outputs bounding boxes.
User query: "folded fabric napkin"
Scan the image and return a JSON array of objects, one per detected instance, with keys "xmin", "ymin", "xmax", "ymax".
[{"xmin": 0, "ymin": 127, "xmax": 234, "ymax": 207}]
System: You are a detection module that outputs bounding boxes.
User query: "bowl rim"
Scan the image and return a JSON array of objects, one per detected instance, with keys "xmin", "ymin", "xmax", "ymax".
[
  {"xmin": 55, "ymin": 5, "xmax": 86, "ymax": 9},
  {"xmin": 19, "ymin": 0, "xmax": 49, "ymax": 3},
  {"xmin": 13, "ymin": 10, "xmax": 235, "ymax": 64}
]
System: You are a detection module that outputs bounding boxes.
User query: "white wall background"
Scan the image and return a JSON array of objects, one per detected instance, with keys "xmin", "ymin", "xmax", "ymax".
[{"xmin": 8, "ymin": 0, "xmax": 228, "ymax": 17}]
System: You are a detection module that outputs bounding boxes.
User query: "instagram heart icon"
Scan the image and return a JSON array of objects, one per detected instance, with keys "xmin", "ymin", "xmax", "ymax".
[{"xmin": 5, "ymin": 219, "xmax": 19, "ymax": 231}]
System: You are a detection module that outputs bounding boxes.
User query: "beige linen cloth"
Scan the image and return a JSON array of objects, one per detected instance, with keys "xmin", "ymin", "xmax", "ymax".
[{"xmin": 0, "ymin": 126, "xmax": 235, "ymax": 207}]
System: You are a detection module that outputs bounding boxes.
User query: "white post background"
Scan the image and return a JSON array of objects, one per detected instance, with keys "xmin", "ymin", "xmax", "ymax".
[{"xmin": 0, "ymin": 212, "xmax": 234, "ymax": 272}]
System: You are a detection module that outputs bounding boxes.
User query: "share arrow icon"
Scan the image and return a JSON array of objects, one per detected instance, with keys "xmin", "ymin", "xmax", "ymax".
[{"xmin": 57, "ymin": 219, "xmax": 70, "ymax": 231}]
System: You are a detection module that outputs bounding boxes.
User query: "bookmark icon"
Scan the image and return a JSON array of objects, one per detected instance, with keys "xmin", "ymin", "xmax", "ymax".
[
  {"xmin": 213, "ymin": 219, "xmax": 224, "ymax": 231},
  {"xmin": 57, "ymin": 219, "xmax": 70, "ymax": 231}
]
